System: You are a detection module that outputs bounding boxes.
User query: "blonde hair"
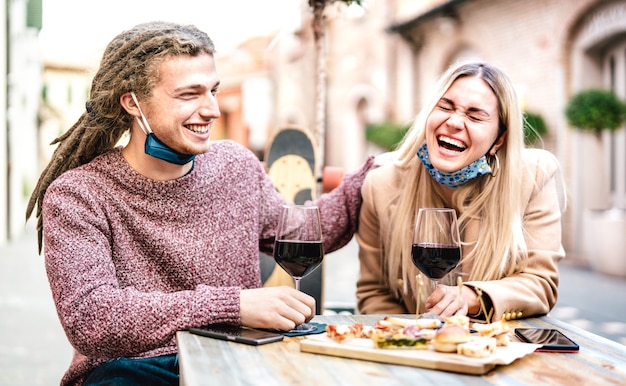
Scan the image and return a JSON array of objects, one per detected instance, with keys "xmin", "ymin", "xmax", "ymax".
[{"xmin": 385, "ymin": 62, "xmax": 527, "ymax": 296}]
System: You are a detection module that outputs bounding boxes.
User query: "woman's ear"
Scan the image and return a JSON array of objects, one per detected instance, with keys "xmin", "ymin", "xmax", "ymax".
[
  {"xmin": 490, "ymin": 131, "xmax": 508, "ymax": 155},
  {"xmin": 120, "ymin": 92, "xmax": 141, "ymax": 117}
]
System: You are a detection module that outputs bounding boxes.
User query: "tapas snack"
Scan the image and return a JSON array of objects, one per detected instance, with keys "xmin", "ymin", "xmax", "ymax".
[
  {"xmin": 472, "ymin": 316, "xmax": 510, "ymax": 346},
  {"xmin": 326, "ymin": 323, "xmax": 365, "ymax": 342},
  {"xmin": 456, "ymin": 337, "xmax": 497, "ymax": 358},
  {"xmin": 370, "ymin": 316, "xmax": 441, "ymax": 348},
  {"xmin": 326, "ymin": 316, "xmax": 441, "ymax": 349},
  {"xmin": 432, "ymin": 325, "xmax": 471, "ymax": 353},
  {"xmin": 370, "ymin": 327, "xmax": 430, "ymax": 349},
  {"xmin": 376, "ymin": 316, "xmax": 442, "ymax": 330},
  {"xmin": 443, "ymin": 315, "xmax": 470, "ymax": 329},
  {"xmin": 369, "ymin": 325, "xmax": 430, "ymax": 349}
]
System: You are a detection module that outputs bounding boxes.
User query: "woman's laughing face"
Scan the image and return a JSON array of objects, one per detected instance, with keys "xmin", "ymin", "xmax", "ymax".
[{"xmin": 425, "ymin": 76, "xmax": 504, "ymax": 173}]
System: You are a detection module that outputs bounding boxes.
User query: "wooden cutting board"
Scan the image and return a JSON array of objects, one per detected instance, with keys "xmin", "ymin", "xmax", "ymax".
[{"xmin": 300, "ymin": 335, "xmax": 539, "ymax": 375}]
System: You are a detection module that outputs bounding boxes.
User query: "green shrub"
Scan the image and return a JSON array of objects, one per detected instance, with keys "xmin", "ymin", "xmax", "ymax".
[
  {"xmin": 565, "ymin": 89, "xmax": 626, "ymax": 135},
  {"xmin": 365, "ymin": 122, "xmax": 410, "ymax": 151}
]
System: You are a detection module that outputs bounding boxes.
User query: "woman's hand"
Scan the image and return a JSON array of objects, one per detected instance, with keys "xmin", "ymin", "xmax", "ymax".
[
  {"xmin": 240, "ymin": 286, "xmax": 315, "ymax": 331},
  {"xmin": 424, "ymin": 285, "xmax": 480, "ymax": 317}
]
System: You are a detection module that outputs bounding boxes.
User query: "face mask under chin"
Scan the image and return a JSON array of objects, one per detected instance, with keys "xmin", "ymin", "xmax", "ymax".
[
  {"xmin": 144, "ymin": 132, "xmax": 196, "ymax": 165},
  {"xmin": 130, "ymin": 91, "xmax": 196, "ymax": 165},
  {"xmin": 416, "ymin": 142, "xmax": 491, "ymax": 188}
]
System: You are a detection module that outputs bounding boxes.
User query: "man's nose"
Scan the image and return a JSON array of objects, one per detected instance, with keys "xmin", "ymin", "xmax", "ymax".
[{"xmin": 199, "ymin": 94, "xmax": 220, "ymax": 119}]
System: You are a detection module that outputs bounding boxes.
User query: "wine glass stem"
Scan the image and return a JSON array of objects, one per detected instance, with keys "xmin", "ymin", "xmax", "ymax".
[
  {"xmin": 290, "ymin": 277, "xmax": 318, "ymax": 332},
  {"xmin": 433, "ymin": 280, "xmax": 439, "ymax": 290}
]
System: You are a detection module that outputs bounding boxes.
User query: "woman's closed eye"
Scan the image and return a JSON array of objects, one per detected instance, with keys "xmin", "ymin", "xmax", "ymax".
[{"xmin": 437, "ymin": 102, "xmax": 489, "ymax": 123}]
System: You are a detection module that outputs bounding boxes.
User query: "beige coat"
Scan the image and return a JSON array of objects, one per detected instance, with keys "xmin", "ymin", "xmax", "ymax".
[{"xmin": 356, "ymin": 148, "xmax": 565, "ymax": 321}]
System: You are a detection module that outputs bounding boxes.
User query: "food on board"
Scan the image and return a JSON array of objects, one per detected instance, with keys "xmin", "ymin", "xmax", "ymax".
[
  {"xmin": 377, "ymin": 316, "xmax": 442, "ymax": 330},
  {"xmin": 443, "ymin": 315, "xmax": 470, "ymax": 329},
  {"xmin": 432, "ymin": 325, "xmax": 472, "ymax": 353},
  {"xmin": 472, "ymin": 316, "xmax": 511, "ymax": 346},
  {"xmin": 323, "ymin": 314, "xmax": 514, "ymax": 358},
  {"xmin": 325, "ymin": 323, "xmax": 365, "ymax": 342},
  {"xmin": 369, "ymin": 325, "xmax": 431, "ymax": 349},
  {"xmin": 456, "ymin": 337, "xmax": 497, "ymax": 358}
]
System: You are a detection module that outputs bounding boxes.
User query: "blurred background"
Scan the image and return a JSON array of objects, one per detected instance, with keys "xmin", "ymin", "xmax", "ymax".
[
  {"xmin": 2, "ymin": 0, "xmax": 626, "ymax": 267},
  {"xmin": 1, "ymin": 0, "xmax": 626, "ymax": 384}
]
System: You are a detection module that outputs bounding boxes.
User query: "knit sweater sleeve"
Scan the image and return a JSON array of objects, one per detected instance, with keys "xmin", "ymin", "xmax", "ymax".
[{"xmin": 316, "ymin": 156, "xmax": 376, "ymax": 252}]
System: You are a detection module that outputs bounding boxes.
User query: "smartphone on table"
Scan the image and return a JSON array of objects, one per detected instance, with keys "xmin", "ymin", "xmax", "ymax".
[
  {"xmin": 189, "ymin": 323, "xmax": 284, "ymax": 346},
  {"xmin": 514, "ymin": 328, "xmax": 579, "ymax": 353}
]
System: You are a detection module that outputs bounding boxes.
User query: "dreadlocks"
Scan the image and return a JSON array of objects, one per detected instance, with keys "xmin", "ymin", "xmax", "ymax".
[{"xmin": 26, "ymin": 21, "xmax": 216, "ymax": 253}]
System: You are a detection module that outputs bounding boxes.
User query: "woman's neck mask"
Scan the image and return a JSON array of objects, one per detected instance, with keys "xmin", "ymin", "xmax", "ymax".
[
  {"xmin": 416, "ymin": 142, "xmax": 491, "ymax": 188},
  {"xmin": 130, "ymin": 92, "xmax": 195, "ymax": 165}
]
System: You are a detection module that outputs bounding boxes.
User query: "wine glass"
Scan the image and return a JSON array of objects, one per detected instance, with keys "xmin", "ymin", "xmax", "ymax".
[
  {"xmin": 274, "ymin": 205, "xmax": 324, "ymax": 332},
  {"xmin": 411, "ymin": 208, "xmax": 461, "ymax": 290}
]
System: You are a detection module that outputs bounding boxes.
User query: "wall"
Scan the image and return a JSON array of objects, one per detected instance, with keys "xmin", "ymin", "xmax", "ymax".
[
  {"xmin": 1, "ymin": 0, "xmax": 42, "ymax": 243},
  {"xmin": 387, "ymin": 0, "xmax": 626, "ymax": 257},
  {"xmin": 0, "ymin": 0, "xmax": 7, "ymax": 244}
]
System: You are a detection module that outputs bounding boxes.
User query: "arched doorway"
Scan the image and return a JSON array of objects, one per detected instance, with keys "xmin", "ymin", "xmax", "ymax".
[{"xmin": 567, "ymin": 0, "xmax": 626, "ymax": 274}]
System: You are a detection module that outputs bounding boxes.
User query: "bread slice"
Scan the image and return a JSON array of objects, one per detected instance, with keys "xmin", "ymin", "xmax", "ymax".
[{"xmin": 457, "ymin": 337, "xmax": 497, "ymax": 358}]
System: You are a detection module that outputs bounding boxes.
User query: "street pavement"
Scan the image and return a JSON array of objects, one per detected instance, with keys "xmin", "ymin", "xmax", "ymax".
[{"xmin": 1, "ymin": 227, "xmax": 626, "ymax": 385}]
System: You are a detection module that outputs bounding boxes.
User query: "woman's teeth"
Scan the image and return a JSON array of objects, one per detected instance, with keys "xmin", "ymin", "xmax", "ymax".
[{"xmin": 438, "ymin": 136, "xmax": 466, "ymax": 152}]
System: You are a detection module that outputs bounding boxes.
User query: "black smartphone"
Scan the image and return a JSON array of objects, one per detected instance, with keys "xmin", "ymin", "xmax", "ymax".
[
  {"xmin": 189, "ymin": 324, "xmax": 284, "ymax": 346},
  {"xmin": 514, "ymin": 328, "xmax": 579, "ymax": 353}
]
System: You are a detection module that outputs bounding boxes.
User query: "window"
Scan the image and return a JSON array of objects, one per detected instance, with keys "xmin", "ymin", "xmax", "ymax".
[{"xmin": 603, "ymin": 42, "xmax": 626, "ymax": 208}]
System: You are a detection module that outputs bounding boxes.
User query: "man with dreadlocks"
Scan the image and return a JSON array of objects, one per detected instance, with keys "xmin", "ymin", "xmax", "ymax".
[{"xmin": 26, "ymin": 21, "xmax": 375, "ymax": 385}]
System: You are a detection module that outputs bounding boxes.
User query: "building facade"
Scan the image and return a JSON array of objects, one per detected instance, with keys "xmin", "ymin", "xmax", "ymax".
[
  {"xmin": 384, "ymin": 0, "xmax": 626, "ymax": 261},
  {"xmin": 263, "ymin": 0, "xmax": 625, "ymax": 261},
  {"xmin": 1, "ymin": 0, "xmax": 42, "ymax": 245},
  {"xmin": 23, "ymin": 0, "xmax": 626, "ymax": 263}
]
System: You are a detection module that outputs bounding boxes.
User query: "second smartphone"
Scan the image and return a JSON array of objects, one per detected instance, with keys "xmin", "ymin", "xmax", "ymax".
[{"xmin": 514, "ymin": 328, "xmax": 579, "ymax": 352}]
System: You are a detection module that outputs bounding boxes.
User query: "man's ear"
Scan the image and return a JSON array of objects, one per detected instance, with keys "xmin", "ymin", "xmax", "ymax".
[
  {"xmin": 120, "ymin": 92, "xmax": 141, "ymax": 117},
  {"xmin": 490, "ymin": 131, "xmax": 507, "ymax": 155}
]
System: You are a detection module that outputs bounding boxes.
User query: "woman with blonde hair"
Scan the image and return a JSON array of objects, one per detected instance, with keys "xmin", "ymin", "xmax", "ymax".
[{"xmin": 356, "ymin": 62, "xmax": 565, "ymax": 322}]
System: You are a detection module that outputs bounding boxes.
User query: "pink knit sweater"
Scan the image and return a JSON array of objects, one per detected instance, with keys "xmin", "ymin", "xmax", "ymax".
[{"xmin": 42, "ymin": 140, "xmax": 373, "ymax": 385}]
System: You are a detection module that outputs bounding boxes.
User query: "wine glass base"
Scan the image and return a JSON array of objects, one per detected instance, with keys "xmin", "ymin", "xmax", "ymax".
[{"xmin": 288, "ymin": 323, "xmax": 318, "ymax": 333}]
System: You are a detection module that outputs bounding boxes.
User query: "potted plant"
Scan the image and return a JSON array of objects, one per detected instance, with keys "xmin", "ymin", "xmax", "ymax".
[{"xmin": 565, "ymin": 89, "xmax": 626, "ymax": 276}]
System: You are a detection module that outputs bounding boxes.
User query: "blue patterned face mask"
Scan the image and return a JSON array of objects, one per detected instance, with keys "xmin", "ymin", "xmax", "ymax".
[{"xmin": 416, "ymin": 143, "xmax": 491, "ymax": 188}]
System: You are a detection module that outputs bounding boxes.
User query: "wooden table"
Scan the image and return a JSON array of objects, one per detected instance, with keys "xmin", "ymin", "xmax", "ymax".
[{"xmin": 176, "ymin": 314, "xmax": 626, "ymax": 385}]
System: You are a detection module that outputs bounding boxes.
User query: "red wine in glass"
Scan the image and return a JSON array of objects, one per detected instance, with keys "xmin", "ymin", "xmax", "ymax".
[
  {"xmin": 412, "ymin": 242, "xmax": 461, "ymax": 281},
  {"xmin": 412, "ymin": 208, "xmax": 461, "ymax": 290},
  {"xmin": 274, "ymin": 240, "xmax": 323, "ymax": 279}
]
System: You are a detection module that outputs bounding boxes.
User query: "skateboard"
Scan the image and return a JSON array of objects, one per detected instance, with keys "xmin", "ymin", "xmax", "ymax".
[
  {"xmin": 260, "ymin": 126, "xmax": 343, "ymax": 315},
  {"xmin": 266, "ymin": 127, "xmax": 318, "ymax": 204}
]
